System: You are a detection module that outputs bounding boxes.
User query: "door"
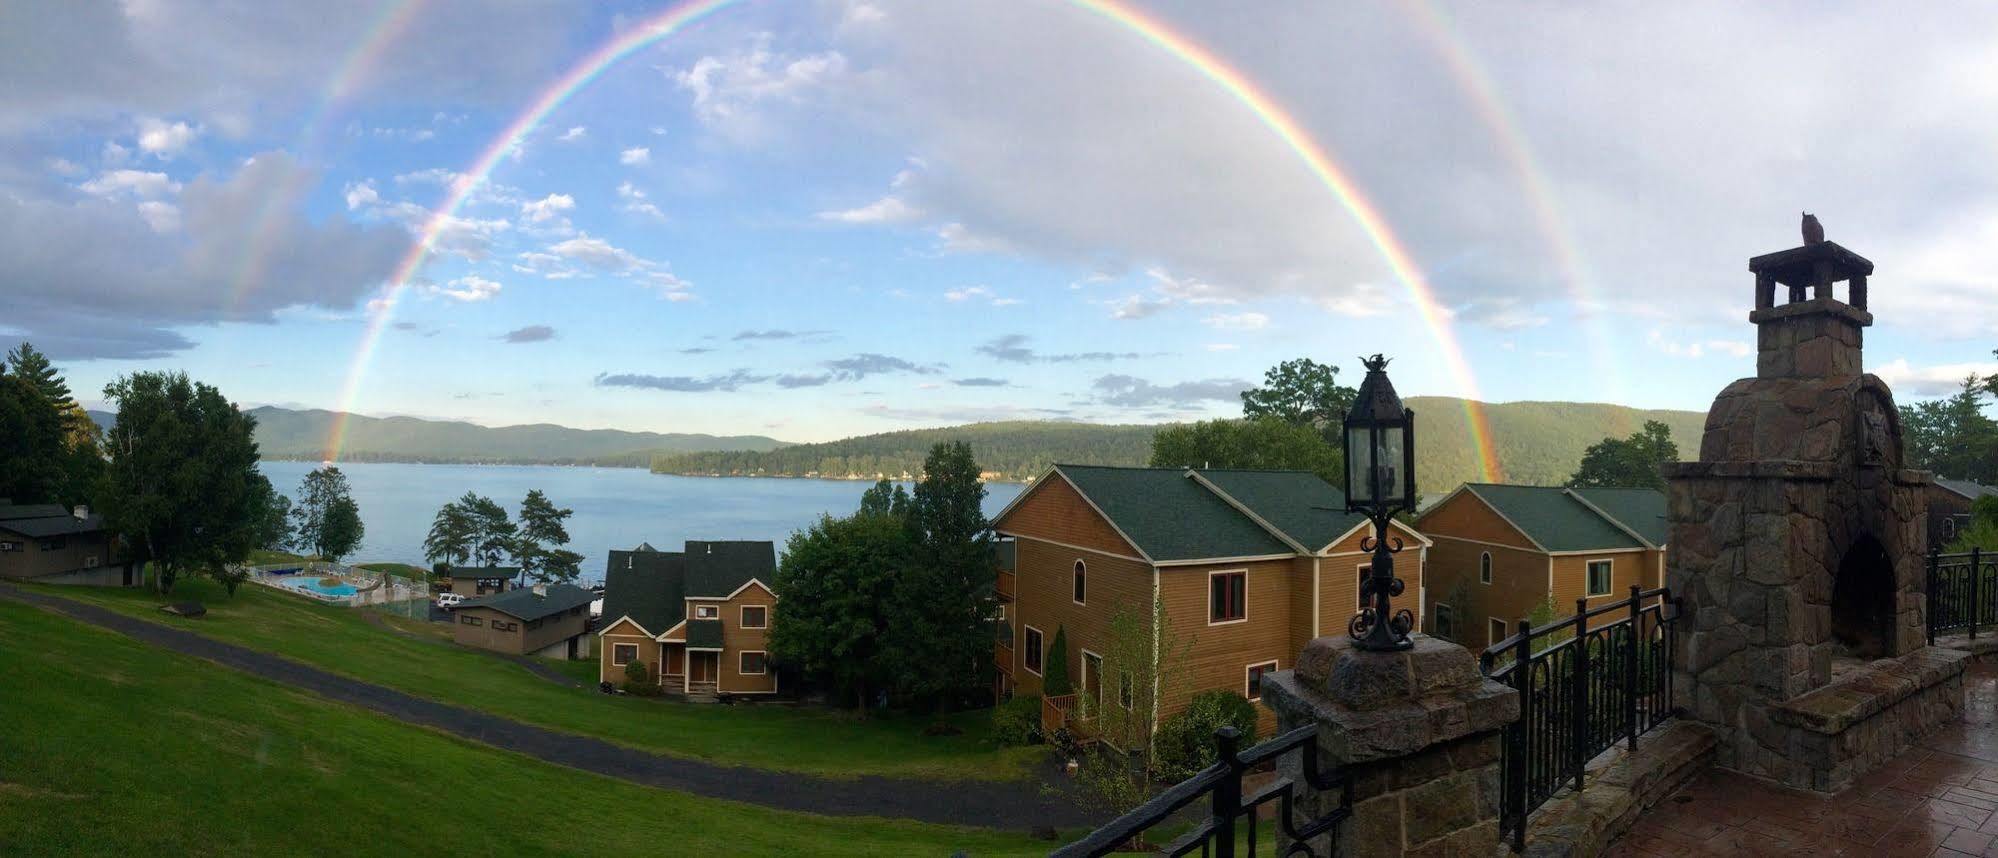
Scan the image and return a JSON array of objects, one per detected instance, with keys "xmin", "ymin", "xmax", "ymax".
[
  {"xmin": 1081, "ymin": 652, "xmax": 1103, "ymax": 717},
  {"xmin": 690, "ymin": 652, "xmax": 718, "ymax": 685}
]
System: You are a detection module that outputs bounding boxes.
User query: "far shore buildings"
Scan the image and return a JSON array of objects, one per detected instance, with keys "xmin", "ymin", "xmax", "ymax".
[
  {"xmin": 1416, "ymin": 484, "xmax": 1667, "ymax": 650},
  {"xmin": 993, "ymin": 465, "xmax": 1429, "ymax": 735},
  {"xmin": 452, "ymin": 582, "xmax": 596, "ymax": 659},
  {"xmin": 0, "ymin": 501, "xmax": 135, "ymax": 586},
  {"xmin": 597, "ymin": 541, "xmax": 778, "ymax": 699}
]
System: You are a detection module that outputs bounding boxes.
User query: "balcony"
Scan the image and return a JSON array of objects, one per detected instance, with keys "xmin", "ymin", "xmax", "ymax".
[
  {"xmin": 996, "ymin": 569, "xmax": 1015, "ymax": 601},
  {"xmin": 994, "ymin": 638, "xmax": 1013, "ymax": 674}
]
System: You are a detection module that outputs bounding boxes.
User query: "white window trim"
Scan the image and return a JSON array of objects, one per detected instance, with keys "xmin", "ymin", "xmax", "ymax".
[
  {"xmin": 1490, "ymin": 617, "xmax": 1509, "ymax": 647},
  {"xmin": 1943, "ymin": 518, "xmax": 1957, "ymax": 539},
  {"xmin": 611, "ymin": 643, "xmax": 639, "ymax": 666},
  {"xmin": 738, "ymin": 650, "xmax": 768, "ymax": 675},
  {"xmin": 1355, "ymin": 563, "xmax": 1372, "ymax": 611},
  {"xmin": 1585, "ymin": 558, "xmax": 1614, "ymax": 598},
  {"xmin": 693, "ymin": 604, "xmax": 720, "ymax": 620},
  {"xmin": 1433, "ymin": 602, "xmax": 1456, "ymax": 642},
  {"xmin": 1207, "ymin": 568, "xmax": 1248, "ymax": 626},
  {"xmin": 1080, "ymin": 649, "xmax": 1104, "ymax": 710},
  {"xmin": 739, "ymin": 604, "xmax": 768, "ymax": 629},
  {"xmin": 1023, "ymin": 624, "xmax": 1044, "ymax": 677},
  {"xmin": 1245, "ymin": 659, "xmax": 1279, "ymax": 701},
  {"xmin": 1479, "ymin": 551, "xmax": 1493, "ymax": 585},
  {"xmin": 1072, "ymin": 559, "xmax": 1087, "ymax": 606}
]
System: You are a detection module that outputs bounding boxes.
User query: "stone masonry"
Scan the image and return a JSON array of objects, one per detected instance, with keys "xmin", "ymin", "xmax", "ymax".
[
  {"xmin": 1262, "ymin": 634, "xmax": 1517, "ymax": 858},
  {"xmin": 1666, "ymin": 237, "xmax": 1963, "ymax": 792}
]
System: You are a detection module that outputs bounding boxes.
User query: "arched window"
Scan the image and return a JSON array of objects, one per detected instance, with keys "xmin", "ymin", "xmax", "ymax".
[
  {"xmin": 1072, "ymin": 560, "xmax": 1087, "ymax": 604},
  {"xmin": 1943, "ymin": 517, "xmax": 1957, "ymax": 540},
  {"xmin": 1479, "ymin": 552, "xmax": 1493, "ymax": 585}
]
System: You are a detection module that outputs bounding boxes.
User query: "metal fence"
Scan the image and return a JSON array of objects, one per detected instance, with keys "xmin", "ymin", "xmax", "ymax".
[
  {"xmin": 1479, "ymin": 585, "xmax": 1682, "ymax": 852},
  {"xmin": 1929, "ymin": 548, "xmax": 1996, "ymax": 642},
  {"xmin": 1051, "ymin": 725, "xmax": 1352, "ymax": 858}
]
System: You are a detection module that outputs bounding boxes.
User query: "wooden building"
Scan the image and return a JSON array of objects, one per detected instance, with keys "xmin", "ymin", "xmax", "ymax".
[
  {"xmin": 597, "ymin": 541, "xmax": 778, "ymax": 699},
  {"xmin": 0, "ymin": 501, "xmax": 135, "ymax": 586},
  {"xmin": 452, "ymin": 582, "xmax": 595, "ymax": 659}
]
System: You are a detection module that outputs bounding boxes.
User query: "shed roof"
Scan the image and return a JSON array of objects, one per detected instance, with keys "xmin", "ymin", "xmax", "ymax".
[
  {"xmin": 686, "ymin": 619, "xmax": 724, "ymax": 649},
  {"xmin": 1191, "ymin": 469, "xmax": 1369, "ymax": 550},
  {"xmin": 1569, "ymin": 487, "xmax": 1668, "ymax": 547},
  {"xmin": 1936, "ymin": 477, "xmax": 1998, "ymax": 502},
  {"xmin": 443, "ymin": 566, "xmax": 519, "ymax": 579}
]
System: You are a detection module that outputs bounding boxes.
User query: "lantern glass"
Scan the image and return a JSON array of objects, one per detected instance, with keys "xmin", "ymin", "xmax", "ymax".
[
  {"xmin": 1375, "ymin": 423, "xmax": 1404, "ymax": 507},
  {"xmin": 1346, "ymin": 424, "xmax": 1374, "ymax": 503}
]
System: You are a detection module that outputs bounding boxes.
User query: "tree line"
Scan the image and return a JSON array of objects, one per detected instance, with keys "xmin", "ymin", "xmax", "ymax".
[
  {"xmin": 1900, "ymin": 359, "xmax": 1998, "ymax": 486},
  {"xmin": 422, "ymin": 489, "xmax": 583, "ymax": 585},
  {"xmin": 653, "ymin": 421, "xmax": 1158, "ymax": 482}
]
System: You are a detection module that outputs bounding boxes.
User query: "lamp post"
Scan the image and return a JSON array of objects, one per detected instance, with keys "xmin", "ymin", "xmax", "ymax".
[{"xmin": 1342, "ymin": 354, "xmax": 1418, "ymax": 652}]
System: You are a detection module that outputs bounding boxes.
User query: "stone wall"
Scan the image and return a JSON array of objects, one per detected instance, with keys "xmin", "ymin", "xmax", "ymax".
[{"xmin": 1763, "ymin": 648, "xmax": 1968, "ymax": 792}]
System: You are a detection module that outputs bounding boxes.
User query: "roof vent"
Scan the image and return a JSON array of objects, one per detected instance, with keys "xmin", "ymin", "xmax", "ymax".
[
  {"xmin": 72, "ymin": 505, "xmax": 88, "ymax": 520},
  {"xmin": 532, "ymin": 582, "xmax": 547, "ymax": 597}
]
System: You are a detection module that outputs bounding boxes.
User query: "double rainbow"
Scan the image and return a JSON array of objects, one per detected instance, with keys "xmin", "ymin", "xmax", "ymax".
[{"xmin": 321, "ymin": 0, "xmax": 1507, "ymax": 482}]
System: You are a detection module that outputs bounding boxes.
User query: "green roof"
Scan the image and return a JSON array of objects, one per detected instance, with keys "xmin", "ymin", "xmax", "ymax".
[
  {"xmin": 1191, "ymin": 469, "xmax": 1368, "ymax": 550},
  {"xmin": 601, "ymin": 548, "xmax": 685, "ymax": 635},
  {"xmin": 1570, "ymin": 488, "xmax": 1668, "ymax": 547},
  {"xmin": 459, "ymin": 583, "xmax": 596, "ymax": 622},
  {"xmin": 1462, "ymin": 484, "xmax": 1652, "ymax": 552},
  {"xmin": 1053, "ymin": 466, "xmax": 1292, "ymax": 561},
  {"xmin": 686, "ymin": 619, "xmax": 724, "ymax": 649},
  {"xmin": 443, "ymin": 566, "xmax": 519, "ymax": 579},
  {"xmin": 683, "ymin": 541, "xmax": 775, "ymax": 597}
]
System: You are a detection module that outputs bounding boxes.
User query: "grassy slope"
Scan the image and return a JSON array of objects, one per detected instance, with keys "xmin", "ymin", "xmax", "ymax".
[
  {"xmin": 37, "ymin": 578, "xmax": 1039, "ymax": 782},
  {"xmin": 0, "ymin": 600, "xmax": 1052, "ymax": 856}
]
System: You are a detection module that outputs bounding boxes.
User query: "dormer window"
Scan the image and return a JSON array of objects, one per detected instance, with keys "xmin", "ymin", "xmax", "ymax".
[{"xmin": 694, "ymin": 604, "xmax": 719, "ymax": 620}]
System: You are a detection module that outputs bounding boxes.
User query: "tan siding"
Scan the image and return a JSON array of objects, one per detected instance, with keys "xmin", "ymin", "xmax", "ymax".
[
  {"xmin": 1550, "ymin": 550, "xmax": 1655, "ymax": 609},
  {"xmin": 600, "ymin": 633, "xmax": 658, "ymax": 685},
  {"xmin": 452, "ymin": 606, "xmax": 523, "ymax": 653},
  {"xmin": 1286, "ymin": 556, "xmax": 1316, "ymax": 659},
  {"xmin": 1008, "ymin": 537, "xmax": 1153, "ymax": 701},
  {"xmin": 717, "ymin": 584, "xmax": 778, "ymax": 694},
  {"xmin": 1422, "ymin": 534, "xmax": 1548, "ymax": 650},
  {"xmin": 1158, "ymin": 558, "xmax": 1298, "ymax": 735},
  {"xmin": 518, "ymin": 606, "xmax": 589, "ymax": 655},
  {"xmin": 995, "ymin": 474, "xmax": 1145, "ymax": 559},
  {"xmin": 1416, "ymin": 491, "xmax": 1540, "ymax": 550},
  {"xmin": 0, "ymin": 529, "xmax": 119, "ymax": 581}
]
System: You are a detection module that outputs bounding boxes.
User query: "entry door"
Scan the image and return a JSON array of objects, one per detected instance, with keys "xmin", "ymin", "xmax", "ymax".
[
  {"xmin": 691, "ymin": 652, "xmax": 718, "ymax": 684},
  {"xmin": 1081, "ymin": 652, "xmax": 1103, "ymax": 716}
]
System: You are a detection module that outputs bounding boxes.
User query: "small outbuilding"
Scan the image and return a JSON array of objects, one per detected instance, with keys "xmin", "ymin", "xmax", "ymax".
[
  {"xmin": 0, "ymin": 501, "xmax": 137, "ymax": 586},
  {"xmin": 453, "ymin": 582, "xmax": 596, "ymax": 660},
  {"xmin": 440, "ymin": 566, "xmax": 520, "ymax": 597}
]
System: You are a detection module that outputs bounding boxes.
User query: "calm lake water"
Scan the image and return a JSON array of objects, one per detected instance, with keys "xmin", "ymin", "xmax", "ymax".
[{"xmin": 257, "ymin": 461, "xmax": 1025, "ymax": 586}]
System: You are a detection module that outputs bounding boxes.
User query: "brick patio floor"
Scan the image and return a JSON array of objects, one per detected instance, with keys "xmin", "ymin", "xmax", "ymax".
[{"xmin": 1611, "ymin": 661, "xmax": 1998, "ymax": 857}]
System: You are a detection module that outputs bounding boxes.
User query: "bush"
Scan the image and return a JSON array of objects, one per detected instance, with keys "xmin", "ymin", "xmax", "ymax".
[
  {"xmin": 1156, "ymin": 690, "xmax": 1260, "ymax": 780},
  {"xmin": 1044, "ymin": 627, "xmax": 1072, "ymax": 696},
  {"xmin": 991, "ymin": 694, "xmax": 1042, "ymax": 746}
]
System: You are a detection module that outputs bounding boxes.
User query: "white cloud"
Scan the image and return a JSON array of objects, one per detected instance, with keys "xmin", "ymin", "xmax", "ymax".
[
  {"xmin": 135, "ymin": 117, "xmax": 200, "ymax": 158},
  {"xmin": 557, "ymin": 126, "xmax": 587, "ymax": 142},
  {"xmin": 619, "ymin": 147, "xmax": 651, "ymax": 166},
  {"xmin": 78, "ymin": 169, "xmax": 180, "ymax": 199},
  {"xmin": 343, "ymin": 180, "xmax": 380, "ymax": 211},
  {"xmin": 616, "ymin": 182, "xmax": 664, "ymax": 219},
  {"xmin": 101, "ymin": 141, "xmax": 130, "ymax": 165},
  {"xmin": 673, "ymin": 35, "xmax": 849, "ymax": 140},
  {"xmin": 434, "ymin": 275, "xmax": 502, "ymax": 302},
  {"xmin": 991, "ymin": 297, "xmax": 1023, "ymax": 306},
  {"xmin": 1316, "ymin": 283, "xmax": 1393, "ymax": 318},
  {"xmin": 46, "ymin": 158, "xmax": 83, "ymax": 177},
  {"xmin": 1203, "ymin": 312, "xmax": 1269, "ymax": 331},
  {"xmin": 135, "ymin": 200, "xmax": 179, "ymax": 232},
  {"xmin": 1107, "ymin": 293, "xmax": 1171, "ymax": 320},
  {"xmin": 944, "ymin": 285, "xmax": 990, "ymax": 302},
  {"xmin": 819, "ymin": 194, "xmax": 919, "ymax": 224},
  {"xmin": 549, "ymin": 236, "xmax": 639, "ymax": 271},
  {"xmin": 1646, "ymin": 329, "xmax": 1754, "ymax": 360},
  {"xmin": 521, "ymin": 193, "xmax": 575, "ymax": 224},
  {"xmin": 1205, "ymin": 343, "xmax": 1240, "ymax": 352},
  {"xmin": 1872, "ymin": 358, "xmax": 1998, "ymax": 397},
  {"xmin": 394, "ymin": 168, "xmax": 465, "ymax": 187}
]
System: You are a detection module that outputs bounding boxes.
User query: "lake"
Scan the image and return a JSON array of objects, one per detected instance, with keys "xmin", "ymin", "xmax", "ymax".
[{"xmin": 257, "ymin": 461, "xmax": 1025, "ymax": 586}]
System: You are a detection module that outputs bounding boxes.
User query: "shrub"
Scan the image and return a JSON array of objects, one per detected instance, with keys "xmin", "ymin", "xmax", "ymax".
[
  {"xmin": 1156, "ymin": 690, "xmax": 1260, "ymax": 780},
  {"xmin": 623, "ymin": 660, "xmax": 649, "ymax": 685},
  {"xmin": 1044, "ymin": 627, "xmax": 1072, "ymax": 696},
  {"xmin": 991, "ymin": 694, "xmax": 1042, "ymax": 746}
]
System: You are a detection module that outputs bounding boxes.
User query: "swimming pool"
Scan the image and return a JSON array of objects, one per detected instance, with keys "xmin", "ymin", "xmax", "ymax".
[{"xmin": 277, "ymin": 576, "xmax": 358, "ymax": 597}]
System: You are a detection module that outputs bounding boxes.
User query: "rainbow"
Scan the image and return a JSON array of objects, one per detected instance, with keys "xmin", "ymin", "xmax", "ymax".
[
  {"xmin": 322, "ymin": 0, "xmax": 1506, "ymax": 482},
  {"xmin": 229, "ymin": 0, "xmax": 428, "ymax": 313},
  {"xmin": 1395, "ymin": 0, "xmax": 1623, "ymax": 401}
]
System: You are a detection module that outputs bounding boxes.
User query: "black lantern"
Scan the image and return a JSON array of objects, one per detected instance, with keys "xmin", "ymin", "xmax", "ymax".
[{"xmin": 1342, "ymin": 354, "xmax": 1418, "ymax": 651}]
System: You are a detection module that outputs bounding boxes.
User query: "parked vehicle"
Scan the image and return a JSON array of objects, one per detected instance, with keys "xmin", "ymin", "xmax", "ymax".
[{"xmin": 435, "ymin": 592, "xmax": 465, "ymax": 609}]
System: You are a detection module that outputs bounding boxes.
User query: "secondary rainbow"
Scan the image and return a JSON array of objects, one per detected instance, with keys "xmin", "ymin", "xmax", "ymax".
[{"xmin": 323, "ymin": 0, "xmax": 1506, "ymax": 482}]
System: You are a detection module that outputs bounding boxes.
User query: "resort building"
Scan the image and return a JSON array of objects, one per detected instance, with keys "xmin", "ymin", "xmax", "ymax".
[
  {"xmin": 1416, "ymin": 484, "xmax": 1667, "ymax": 650},
  {"xmin": 597, "ymin": 540, "xmax": 778, "ymax": 699},
  {"xmin": 1928, "ymin": 477, "xmax": 1997, "ymax": 551},
  {"xmin": 992, "ymin": 465, "xmax": 1429, "ymax": 734},
  {"xmin": 441, "ymin": 566, "xmax": 519, "ymax": 597},
  {"xmin": 452, "ymin": 582, "xmax": 596, "ymax": 659},
  {"xmin": 0, "ymin": 501, "xmax": 135, "ymax": 586}
]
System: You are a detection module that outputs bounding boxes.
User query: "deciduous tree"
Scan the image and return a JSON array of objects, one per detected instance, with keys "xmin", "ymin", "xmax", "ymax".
[
  {"xmin": 1901, "ymin": 376, "xmax": 1998, "ymax": 484},
  {"xmin": 1567, "ymin": 420, "xmax": 1679, "ymax": 490},
  {"xmin": 1240, "ymin": 357, "xmax": 1355, "ymax": 433},
  {"xmin": 293, "ymin": 467, "xmax": 364, "ymax": 561},
  {"xmin": 768, "ymin": 511, "xmax": 909, "ymax": 715},
  {"xmin": 1148, "ymin": 416, "xmax": 1343, "ymax": 482},
  {"xmin": 99, "ymin": 372, "xmax": 264, "ymax": 593}
]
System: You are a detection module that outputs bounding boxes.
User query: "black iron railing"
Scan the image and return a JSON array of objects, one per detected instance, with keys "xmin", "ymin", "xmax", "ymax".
[
  {"xmin": 1480, "ymin": 584, "xmax": 1682, "ymax": 852},
  {"xmin": 1929, "ymin": 548, "xmax": 1995, "ymax": 642},
  {"xmin": 1053, "ymin": 725, "xmax": 1352, "ymax": 858}
]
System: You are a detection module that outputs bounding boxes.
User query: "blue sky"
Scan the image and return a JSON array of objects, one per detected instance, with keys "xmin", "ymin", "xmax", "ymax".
[{"xmin": 4, "ymin": 1, "xmax": 1995, "ymax": 443}]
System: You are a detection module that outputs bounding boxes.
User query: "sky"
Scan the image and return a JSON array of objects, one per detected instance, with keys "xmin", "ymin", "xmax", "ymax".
[{"xmin": 3, "ymin": 0, "xmax": 1995, "ymax": 447}]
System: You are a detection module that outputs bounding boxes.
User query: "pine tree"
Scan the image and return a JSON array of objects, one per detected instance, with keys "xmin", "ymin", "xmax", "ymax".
[{"xmin": 515, "ymin": 489, "xmax": 581, "ymax": 584}]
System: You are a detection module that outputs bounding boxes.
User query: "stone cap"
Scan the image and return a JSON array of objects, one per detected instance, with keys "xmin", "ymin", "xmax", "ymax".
[
  {"xmin": 1770, "ymin": 648, "xmax": 1968, "ymax": 735},
  {"xmin": 1662, "ymin": 460, "xmax": 1835, "ymax": 481},
  {"xmin": 1748, "ymin": 297, "xmax": 1873, "ymax": 328},
  {"xmin": 1748, "ymin": 242, "xmax": 1874, "ymax": 286},
  {"xmin": 1263, "ymin": 635, "xmax": 1518, "ymax": 765}
]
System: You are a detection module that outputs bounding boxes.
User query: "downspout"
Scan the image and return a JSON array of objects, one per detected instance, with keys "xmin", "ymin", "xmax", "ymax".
[{"xmin": 1311, "ymin": 556, "xmax": 1322, "ymax": 638}]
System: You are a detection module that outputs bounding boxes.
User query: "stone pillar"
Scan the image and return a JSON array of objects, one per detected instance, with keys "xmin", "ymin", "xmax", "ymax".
[{"xmin": 1262, "ymin": 634, "xmax": 1518, "ymax": 858}]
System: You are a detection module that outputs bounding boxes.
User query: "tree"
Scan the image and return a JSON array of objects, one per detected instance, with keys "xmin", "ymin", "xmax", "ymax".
[
  {"xmin": 1149, "ymin": 416, "xmax": 1344, "ymax": 482},
  {"xmin": 1240, "ymin": 358, "xmax": 1355, "ymax": 433},
  {"xmin": 1901, "ymin": 376, "xmax": 1998, "ymax": 484},
  {"xmin": 514, "ymin": 489, "xmax": 582, "ymax": 585},
  {"xmin": 292, "ymin": 467, "xmax": 364, "ymax": 561},
  {"xmin": 99, "ymin": 372, "xmax": 264, "ymax": 593},
  {"xmin": 1043, "ymin": 626, "xmax": 1073, "ymax": 696},
  {"xmin": 858, "ymin": 478, "xmax": 912, "ymax": 519},
  {"xmin": 1567, "ymin": 420, "xmax": 1679, "ymax": 490},
  {"xmin": 0, "ymin": 371, "xmax": 67, "ymax": 504},
  {"xmin": 768, "ymin": 511, "xmax": 910, "ymax": 715},
  {"xmin": 459, "ymin": 493, "xmax": 516, "ymax": 567},
  {"xmin": 1948, "ymin": 495, "xmax": 1998, "ymax": 553},
  {"xmin": 247, "ymin": 476, "xmax": 294, "ymax": 552},
  {"xmin": 6, "ymin": 343, "xmax": 74, "ymax": 412},
  {"xmin": 423, "ymin": 500, "xmax": 475, "ymax": 567},
  {"xmin": 885, "ymin": 441, "xmax": 996, "ymax": 709}
]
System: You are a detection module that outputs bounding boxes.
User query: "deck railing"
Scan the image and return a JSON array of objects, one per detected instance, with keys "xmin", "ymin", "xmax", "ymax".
[
  {"xmin": 1480, "ymin": 584, "xmax": 1682, "ymax": 851},
  {"xmin": 1929, "ymin": 549, "xmax": 1995, "ymax": 642},
  {"xmin": 996, "ymin": 569, "xmax": 1016, "ymax": 601}
]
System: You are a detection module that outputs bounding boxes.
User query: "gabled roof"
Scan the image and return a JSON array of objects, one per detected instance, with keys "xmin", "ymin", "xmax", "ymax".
[
  {"xmin": 1455, "ymin": 484, "xmax": 1658, "ymax": 552},
  {"xmin": 1051, "ymin": 465, "xmax": 1294, "ymax": 562},
  {"xmin": 601, "ymin": 548, "xmax": 685, "ymax": 636},
  {"xmin": 0, "ymin": 511, "xmax": 106, "ymax": 538},
  {"xmin": 684, "ymin": 541, "xmax": 775, "ymax": 598},
  {"xmin": 0, "ymin": 503, "xmax": 69, "ymax": 521},
  {"xmin": 1190, "ymin": 469, "xmax": 1371, "ymax": 551},
  {"xmin": 1936, "ymin": 478, "xmax": 1998, "ymax": 502},
  {"xmin": 443, "ymin": 566, "xmax": 519, "ymax": 579},
  {"xmin": 686, "ymin": 618, "xmax": 724, "ymax": 649},
  {"xmin": 459, "ymin": 583, "xmax": 596, "ymax": 622},
  {"xmin": 1568, "ymin": 487, "xmax": 1668, "ymax": 548}
]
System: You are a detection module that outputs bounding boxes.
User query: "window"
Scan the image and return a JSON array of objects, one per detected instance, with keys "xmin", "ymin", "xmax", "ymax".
[
  {"xmin": 460, "ymin": 615, "xmax": 482, "ymax": 627},
  {"xmin": 1356, "ymin": 565, "xmax": 1371, "ymax": 610},
  {"xmin": 39, "ymin": 537, "xmax": 65, "ymax": 551},
  {"xmin": 741, "ymin": 605, "xmax": 768, "ymax": 629},
  {"xmin": 1082, "ymin": 651, "xmax": 1103, "ymax": 711},
  {"xmin": 1479, "ymin": 552, "xmax": 1493, "ymax": 585},
  {"xmin": 1072, "ymin": 560, "xmax": 1087, "ymax": 605},
  {"xmin": 526, "ymin": 618, "xmax": 544, "ymax": 631},
  {"xmin": 1586, "ymin": 559, "xmax": 1614, "ymax": 597},
  {"xmin": 739, "ymin": 651, "xmax": 768, "ymax": 675},
  {"xmin": 0, "ymin": 541, "xmax": 17, "ymax": 552},
  {"xmin": 611, "ymin": 643, "xmax": 638, "ymax": 666},
  {"xmin": 1433, "ymin": 604, "xmax": 1457, "ymax": 642},
  {"xmin": 1024, "ymin": 626, "xmax": 1044, "ymax": 675},
  {"xmin": 1944, "ymin": 518, "xmax": 1957, "ymax": 539},
  {"xmin": 1209, "ymin": 570, "xmax": 1246, "ymax": 624},
  {"xmin": 569, "ymin": 606, "xmax": 583, "ymax": 616},
  {"xmin": 1490, "ymin": 618, "xmax": 1508, "ymax": 647},
  {"xmin": 991, "ymin": 603, "xmax": 1007, "ymax": 622},
  {"xmin": 694, "ymin": 604, "xmax": 719, "ymax": 620},
  {"xmin": 1245, "ymin": 660, "xmax": 1278, "ymax": 701}
]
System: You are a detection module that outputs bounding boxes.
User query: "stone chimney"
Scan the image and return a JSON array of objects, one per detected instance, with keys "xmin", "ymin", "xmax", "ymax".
[{"xmin": 1748, "ymin": 240, "xmax": 1873, "ymax": 378}]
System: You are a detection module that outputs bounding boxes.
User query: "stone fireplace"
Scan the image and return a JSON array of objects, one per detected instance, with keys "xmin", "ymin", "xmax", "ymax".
[{"xmin": 1665, "ymin": 233, "xmax": 1967, "ymax": 792}]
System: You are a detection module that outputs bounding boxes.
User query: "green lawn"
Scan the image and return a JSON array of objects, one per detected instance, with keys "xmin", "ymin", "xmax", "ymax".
[
  {"xmin": 36, "ymin": 578, "xmax": 1041, "ymax": 782},
  {"xmin": 0, "ymin": 599, "xmax": 1057, "ymax": 856}
]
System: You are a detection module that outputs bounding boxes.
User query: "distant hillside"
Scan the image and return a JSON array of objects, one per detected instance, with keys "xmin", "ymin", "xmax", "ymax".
[
  {"xmin": 237, "ymin": 407, "xmax": 788, "ymax": 465},
  {"xmin": 650, "ymin": 399, "xmax": 1708, "ymax": 488}
]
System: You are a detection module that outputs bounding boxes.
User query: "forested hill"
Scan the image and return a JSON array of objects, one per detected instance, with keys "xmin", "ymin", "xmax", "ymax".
[
  {"xmin": 241, "ymin": 407, "xmax": 788, "ymax": 465},
  {"xmin": 649, "ymin": 399, "xmax": 1708, "ymax": 488}
]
